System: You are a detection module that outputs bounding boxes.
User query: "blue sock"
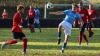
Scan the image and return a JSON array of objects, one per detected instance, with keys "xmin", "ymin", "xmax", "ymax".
[
  {"xmin": 62, "ymin": 42, "xmax": 67, "ymax": 50},
  {"xmin": 58, "ymin": 32, "xmax": 61, "ymax": 39}
]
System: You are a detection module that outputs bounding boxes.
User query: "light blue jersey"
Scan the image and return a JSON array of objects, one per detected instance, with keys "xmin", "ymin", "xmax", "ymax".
[
  {"xmin": 63, "ymin": 10, "xmax": 81, "ymax": 25},
  {"xmin": 34, "ymin": 8, "xmax": 40, "ymax": 19}
]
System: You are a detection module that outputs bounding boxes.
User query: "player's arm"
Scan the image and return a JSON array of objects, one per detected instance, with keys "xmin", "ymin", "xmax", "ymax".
[
  {"xmin": 92, "ymin": 10, "xmax": 97, "ymax": 20},
  {"xmin": 76, "ymin": 14, "xmax": 83, "ymax": 28},
  {"xmin": 49, "ymin": 11, "xmax": 64, "ymax": 15},
  {"xmin": 79, "ymin": 18, "xmax": 83, "ymax": 28},
  {"xmin": 49, "ymin": 10, "xmax": 69, "ymax": 15},
  {"xmin": 14, "ymin": 13, "xmax": 22, "ymax": 28}
]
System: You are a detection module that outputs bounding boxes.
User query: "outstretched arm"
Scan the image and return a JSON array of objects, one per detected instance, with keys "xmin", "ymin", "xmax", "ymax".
[{"xmin": 49, "ymin": 11, "xmax": 64, "ymax": 15}]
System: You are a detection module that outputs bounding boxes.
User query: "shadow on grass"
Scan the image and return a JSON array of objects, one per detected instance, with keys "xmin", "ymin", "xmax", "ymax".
[{"xmin": 0, "ymin": 44, "xmax": 100, "ymax": 50}]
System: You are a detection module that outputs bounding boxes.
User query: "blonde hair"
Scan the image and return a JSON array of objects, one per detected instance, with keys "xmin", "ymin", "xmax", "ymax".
[{"xmin": 17, "ymin": 5, "xmax": 24, "ymax": 11}]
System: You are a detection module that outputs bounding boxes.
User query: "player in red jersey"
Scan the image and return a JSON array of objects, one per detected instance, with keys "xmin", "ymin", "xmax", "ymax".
[
  {"xmin": 87, "ymin": 4, "xmax": 96, "ymax": 37},
  {"xmin": 76, "ymin": 3, "xmax": 89, "ymax": 46},
  {"xmin": 1, "ymin": 5, "xmax": 27, "ymax": 55},
  {"xmin": 2, "ymin": 9, "xmax": 8, "ymax": 27},
  {"xmin": 27, "ymin": 5, "xmax": 35, "ymax": 33}
]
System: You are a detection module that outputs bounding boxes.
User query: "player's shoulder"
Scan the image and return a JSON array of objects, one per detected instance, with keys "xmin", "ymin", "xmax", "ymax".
[
  {"xmin": 64, "ymin": 9, "xmax": 72, "ymax": 13},
  {"xmin": 14, "ymin": 12, "xmax": 20, "ymax": 17}
]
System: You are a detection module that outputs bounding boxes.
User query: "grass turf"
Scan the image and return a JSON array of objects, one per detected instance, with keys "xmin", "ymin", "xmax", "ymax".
[{"xmin": 0, "ymin": 28, "xmax": 100, "ymax": 56}]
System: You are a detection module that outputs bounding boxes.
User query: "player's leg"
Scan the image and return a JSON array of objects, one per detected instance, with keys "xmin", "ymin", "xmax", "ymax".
[
  {"xmin": 83, "ymin": 23, "xmax": 88, "ymax": 46},
  {"xmin": 57, "ymin": 23, "xmax": 62, "ymax": 45},
  {"xmin": 83, "ymin": 33, "xmax": 88, "ymax": 46},
  {"xmin": 36, "ymin": 19, "xmax": 41, "ymax": 32},
  {"xmin": 22, "ymin": 38, "xmax": 27, "ymax": 55},
  {"xmin": 19, "ymin": 32, "xmax": 27, "ymax": 55},
  {"xmin": 61, "ymin": 22, "xmax": 72, "ymax": 53},
  {"xmin": 31, "ymin": 18, "xmax": 35, "ymax": 32},
  {"xmin": 88, "ymin": 22, "xmax": 94, "ymax": 37},
  {"xmin": 1, "ymin": 39, "xmax": 17, "ymax": 50},
  {"xmin": 28, "ymin": 19, "xmax": 35, "ymax": 33},
  {"xmin": 1, "ymin": 32, "xmax": 18, "ymax": 50},
  {"xmin": 78, "ymin": 23, "xmax": 86, "ymax": 46},
  {"xmin": 27, "ymin": 19, "xmax": 32, "ymax": 32},
  {"xmin": 61, "ymin": 35, "xmax": 69, "ymax": 53}
]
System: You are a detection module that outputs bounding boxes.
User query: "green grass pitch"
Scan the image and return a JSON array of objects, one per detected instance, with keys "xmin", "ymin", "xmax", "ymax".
[{"xmin": 0, "ymin": 28, "xmax": 100, "ymax": 56}]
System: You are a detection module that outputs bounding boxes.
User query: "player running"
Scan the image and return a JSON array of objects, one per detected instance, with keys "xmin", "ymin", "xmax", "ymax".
[
  {"xmin": 1, "ymin": 5, "xmax": 27, "ymax": 55},
  {"xmin": 76, "ymin": 3, "xmax": 89, "ymax": 46},
  {"xmin": 50, "ymin": 4, "xmax": 82, "ymax": 53},
  {"xmin": 27, "ymin": 5, "xmax": 35, "ymax": 33},
  {"xmin": 87, "ymin": 4, "xmax": 96, "ymax": 37},
  {"xmin": 34, "ymin": 6, "xmax": 41, "ymax": 32}
]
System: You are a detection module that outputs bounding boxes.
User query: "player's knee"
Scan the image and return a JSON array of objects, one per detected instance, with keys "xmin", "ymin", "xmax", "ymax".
[
  {"xmin": 22, "ymin": 38, "xmax": 27, "ymax": 41},
  {"xmin": 58, "ymin": 24, "xmax": 62, "ymax": 29}
]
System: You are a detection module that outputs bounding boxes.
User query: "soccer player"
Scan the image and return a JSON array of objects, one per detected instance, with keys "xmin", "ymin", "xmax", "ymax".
[
  {"xmin": 1, "ymin": 5, "xmax": 27, "ymax": 55},
  {"xmin": 2, "ymin": 9, "xmax": 8, "ymax": 27},
  {"xmin": 34, "ymin": 6, "xmax": 41, "ymax": 32},
  {"xmin": 76, "ymin": 3, "xmax": 89, "ymax": 46},
  {"xmin": 27, "ymin": 5, "xmax": 35, "ymax": 33},
  {"xmin": 49, "ymin": 4, "xmax": 82, "ymax": 53},
  {"xmin": 87, "ymin": 4, "xmax": 96, "ymax": 37}
]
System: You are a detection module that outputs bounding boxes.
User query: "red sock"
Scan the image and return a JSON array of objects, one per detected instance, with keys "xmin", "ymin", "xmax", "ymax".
[
  {"xmin": 6, "ymin": 40, "xmax": 17, "ymax": 44},
  {"xmin": 22, "ymin": 38, "xmax": 27, "ymax": 52},
  {"xmin": 78, "ymin": 32, "xmax": 83, "ymax": 45},
  {"xmin": 83, "ymin": 34, "xmax": 88, "ymax": 43}
]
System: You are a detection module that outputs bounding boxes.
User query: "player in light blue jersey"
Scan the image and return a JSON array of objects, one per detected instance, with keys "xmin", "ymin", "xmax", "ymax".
[
  {"xmin": 49, "ymin": 4, "xmax": 83, "ymax": 53},
  {"xmin": 34, "ymin": 6, "xmax": 41, "ymax": 32}
]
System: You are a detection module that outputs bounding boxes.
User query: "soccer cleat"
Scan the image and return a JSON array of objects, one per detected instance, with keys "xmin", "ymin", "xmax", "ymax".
[
  {"xmin": 60, "ymin": 49, "xmax": 64, "ymax": 53},
  {"xmin": 57, "ymin": 39, "xmax": 61, "ymax": 45},
  {"xmin": 22, "ymin": 50, "xmax": 27, "ymax": 56},
  {"xmin": 86, "ymin": 44, "xmax": 89, "ymax": 47},
  {"xmin": 22, "ymin": 52, "xmax": 26, "ymax": 56},
  {"xmin": 89, "ymin": 32, "xmax": 94, "ymax": 37},
  {"xmin": 86, "ymin": 43, "xmax": 89, "ymax": 47},
  {"xmin": 78, "ymin": 44, "xmax": 81, "ymax": 47},
  {"xmin": 1, "ymin": 42, "xmax": 8, "ymax": 50}
]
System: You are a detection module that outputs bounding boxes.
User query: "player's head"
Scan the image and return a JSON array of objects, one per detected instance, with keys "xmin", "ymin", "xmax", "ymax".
[
  {"xmin": 77, "ymin": 2, "xmax": 84, "ymax": 9},
  {"xmin": 72, "ymin": 4, "xmax": 78, "ymax": 11},
  {"xmin": 17, "ymin": 5, "xmax": 24, "ymax": 13},
  {"xmin": 30, "ymin": 5, "xmax": 32, "ymax": 9},
  {"xmin": 89, "ymin": 4, "xmax": 93, "ymax": 10},
  {"xmin": 3, "ymin": 9, "xmax": 6, "ymax": 12}
]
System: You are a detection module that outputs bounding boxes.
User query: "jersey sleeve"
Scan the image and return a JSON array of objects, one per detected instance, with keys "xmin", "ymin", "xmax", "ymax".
[{"xmin": 63, "ymin": 10, "xmax": 69, "ymax": 14}]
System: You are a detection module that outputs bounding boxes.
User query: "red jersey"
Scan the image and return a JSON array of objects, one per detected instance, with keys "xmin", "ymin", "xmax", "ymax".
[
  {"xmin": 75, "ymin": 8, "xmax": 89, "ymax": 23},
  {"xmin": 87, "ymin": 9, "xmax": 96, "ymax": 20},
  {"xmin": 28, "ymin": 8, "xmax": 35, "ymax": 19},
  {"xmin": 2, "ymin": 12, "xmax": 8, "ymax": 19},
  {"xmin": 12, "ymin": 12, "xmax": 23, "ymax": 32}
]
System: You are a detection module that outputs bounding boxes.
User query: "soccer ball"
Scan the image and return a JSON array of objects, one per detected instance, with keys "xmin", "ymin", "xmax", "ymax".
[{"xmin": 46, "ymin": 2, "xmax": 53, "ymax": 9}]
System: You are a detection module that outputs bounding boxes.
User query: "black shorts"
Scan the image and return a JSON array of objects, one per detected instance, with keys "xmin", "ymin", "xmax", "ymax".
[
  {"xmin": 87, "ymin": 22, "xmax": 93, "ymax": 28},
  {"xmin": 13, "ymin": 32, "xmax": 25, "ymax": 40},
  {"xmin": 80, "ymin": 23, "xmax": 88, "ymax": 32},
  {"xmin": 27, "ymin": 18, "xmax": 34, "ymax": 25}
]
